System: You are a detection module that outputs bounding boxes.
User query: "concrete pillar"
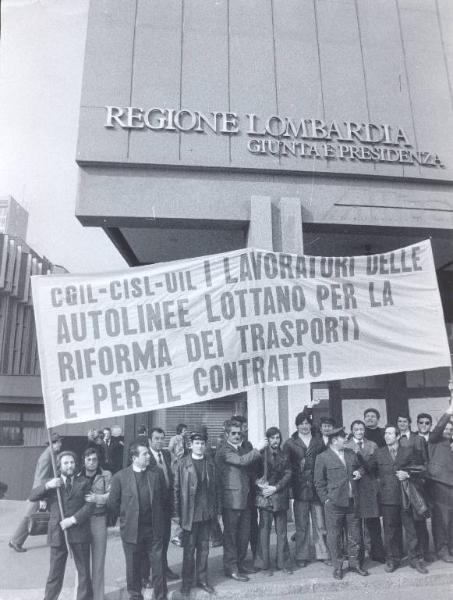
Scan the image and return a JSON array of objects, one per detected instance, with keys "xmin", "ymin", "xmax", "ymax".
[
  {"xmin": 246, "ymin": 196, "xmax": 278, "ymax": 445},
  {"xmin": 278, "ymin": 197, "xmax": 312, "ymax": 440}
]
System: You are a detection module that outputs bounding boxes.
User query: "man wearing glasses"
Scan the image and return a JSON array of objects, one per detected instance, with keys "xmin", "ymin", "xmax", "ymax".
[
  {"xmin": 215, "ymin": 420, "xmax": 266, "ymax": 582},
  {"xmin": 417, "ymin": 414, "xmax": 433, "ymax": 443}
]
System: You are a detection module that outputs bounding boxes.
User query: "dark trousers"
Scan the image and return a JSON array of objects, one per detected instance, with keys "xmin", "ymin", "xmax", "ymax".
[
  {"xmin": 141, "ymin": 514, "xmax": 171, "ymax": 580},
  {"xmin": 210, "ymin": 515, "xmax": 223, "ymax": 544},
  {"xmin": 222, "ymin": 508, "xmax": 251, "ymax": 574},
  {"xmin": 254, "ymin": 509, "xmax": 290, "ymax": 570},
  {"xmin": 364, "ymin": 517, "xmax": 385, "ymax": 561},
  {"xmin": 123, "ymin": 535, "xmax": 166, "ymax": 600},
  {"xmin": 381, "ymin": 504, "xmax": 420, "ymax": 563},
  {"xmin": 181, "ymin": 520, "xmax": 211, "ymax": 590},
  {"xmin": 249, "ymin": 506, "xmax": 258, "ymax": 558},
  {"xmin": 414, "ymin": 518, "xmax": 430, "ymax": 559},
  {"xmin": 432, "ymin": 502, "xmax": 453, "ymax": 556},
  {"xmin": 325, "ymin": 500, "xmax": 361, "ymax": 569},
  {"xmin": 44, "ymin": 543, "xmax": 92, "ymax": 600}
]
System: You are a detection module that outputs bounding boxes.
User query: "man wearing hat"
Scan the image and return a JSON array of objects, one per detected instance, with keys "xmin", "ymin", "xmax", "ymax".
[
  {"xmin": 174, "ymin": 432, "xmax": 217, "ymax": 598},
  {"xmin": 9, "ymin": 432, "xmax": 63, "ymax": 552},
  {"xmin": 314, "ymin": 427, "xmax": 368, "ymax": 580}
]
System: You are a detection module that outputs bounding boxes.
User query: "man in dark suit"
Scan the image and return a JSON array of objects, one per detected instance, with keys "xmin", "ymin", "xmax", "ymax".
[
  {"xmin": 9, "ymin": 432, "xmax": 63, "ymax": 552},
  {"xmin": 314, "ymin": 427, "xmax": 368, "ymax": 580},
  {"xmin": 108, "ymin": 441, "xmax": 168, "ymax": 600},
  {"xmin": 146, "ymin": 427, "xmax": 179, "ymax": 581},
  {"xmin": 284, "ymin": 411, "xmax": 329, "ymax": 567},
  {"xmin": 368, "ymin": 425, "xmax": 428, "ymax": 574},
  {"xmin": 254, "ymin": 426, "xmax": 293, "ymax": 574},
  {"xmin": 396, "ymin": 413, "xmax": 431, "ymax": 562},
  {"xmin": 215, "ymin": 419, "xmax": 265, "ymax": 581},
  {"xmin": 29, "ymin": 450, "xmax": 94, "ymax": 600},
  {"xmin": 427, "ymin": 402, "xmax": 453, "ymax": 562},
  {"xmin": 174, "ymin": 431, "xmax": 217, "ymax": 598},
  {"xmin": 102, "ymin": 426, "xmax": 123, "ymax": 474}
]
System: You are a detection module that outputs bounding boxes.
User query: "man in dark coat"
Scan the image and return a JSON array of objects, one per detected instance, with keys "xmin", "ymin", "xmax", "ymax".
[
  {"xmin": 283, "ymin": 411, "xmax": 329, "ymax": 567},
  {"xmin": 9, "ymin": 432, "xmax": 63, "ymax": 552},
  {"xmin": 29, "ymin": 450, "xmax": 94, "ymax": 600},
  {"xmin": 215, "ymin": 419, "xmax": 265, "ymax": 581},
  {"xmin": 254, "ymin": 426, "xmax": 292, "ymax": 574},
  {"xmin": 146, "ymin": 427, "xmax": 179, "ymax": 581},
  {"xmin": 108, "ymin": 441, "xmax": 168, "ymax": 600},
  {"xmin": 102, "ymin": 426, "xmax": 123, "ymax": 473},
  {"xmin": 396, "ymin": 413, "xmax": 431, "ymax": 562},
  {"xmin": 368, "ymin": 425, "xmax": 428, "ymax": 575},
  {"xmin": 174, "ymin": 432, "xmax": 217, "ymax": 598},
  {"xmin": 427, "ymin": 402, "xmax": 453, "ymax": 562},
  {"xmin": 314, "ymin": 427, "xmax": 368, "ymax": 580},
  {"xmin": 345, "ymin": 420, "xmax": 385, "ymax": 563}
]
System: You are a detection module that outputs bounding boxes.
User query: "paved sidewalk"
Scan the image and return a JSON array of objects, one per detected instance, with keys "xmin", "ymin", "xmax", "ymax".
[{"xmin": 1, "ymin": 499, "xmax": 453, "ymax": 600}]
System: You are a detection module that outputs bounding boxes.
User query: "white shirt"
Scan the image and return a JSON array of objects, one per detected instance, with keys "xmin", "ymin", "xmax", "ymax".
[
  {"xmin": 227, "ymin": 441, "xmax": 240, "ymax": 451},
  {"xmin": 149, "ymin": 447, "xmax": 165, "ymax": 463},
  {"xmin": 132, "ymin": 464, "xmax": 146, "ymax": 473}
]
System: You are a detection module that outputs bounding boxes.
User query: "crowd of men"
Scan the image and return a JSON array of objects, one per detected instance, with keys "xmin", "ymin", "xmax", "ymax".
[{"xmin": 7, "ymin": 403, "xmax": 453, "ymax": 600}]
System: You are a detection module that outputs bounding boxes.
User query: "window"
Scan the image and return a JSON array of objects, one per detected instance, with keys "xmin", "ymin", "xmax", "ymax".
[{"xmin": 0, "ymin": 404, "xmax": 47, "ymax": 446}]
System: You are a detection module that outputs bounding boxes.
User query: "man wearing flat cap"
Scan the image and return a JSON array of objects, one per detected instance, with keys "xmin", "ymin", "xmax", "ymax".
[
  {"xmin": 9, "ymin": 433, "xmax": 63, "ymax": 553},
  {"xmin": 314, "ymin": 427, "xmax": 368, "ymax": 580},
  {"xmin": 174, "ymin": 432, "xmax": 218, "ymax": 598}
]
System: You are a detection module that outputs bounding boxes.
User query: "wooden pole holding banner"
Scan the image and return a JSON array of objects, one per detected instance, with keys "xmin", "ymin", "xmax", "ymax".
[
  {"xmin": 261, "ymin": 388, "xmax": 268, "ymax": 482},
  {"xmin": 46, "ymin": 427, "xmax": 72, "ymax": 559}
]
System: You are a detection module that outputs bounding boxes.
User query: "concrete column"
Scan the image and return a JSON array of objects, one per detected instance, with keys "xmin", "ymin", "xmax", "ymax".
[
  {"xmin": 246, "ymin": 196, "xmax": 278, "ymax": 445},
  {"xmin": 278, "ymin": 197, "xmax": 312, "ymax": 440}
]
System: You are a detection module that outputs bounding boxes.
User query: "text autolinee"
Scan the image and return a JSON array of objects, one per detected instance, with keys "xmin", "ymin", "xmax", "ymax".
[{"xmin": 31, "ymin": 240, "xmax": 450, "ymax": 427}]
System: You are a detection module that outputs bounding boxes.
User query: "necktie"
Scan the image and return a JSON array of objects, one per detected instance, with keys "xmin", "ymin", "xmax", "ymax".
[
  {"xmin": 390, "ymin": 446, "xmax": 397, "ymax": 461},
  {"xmin": 65, "ymin": 477, "xmax": 72, "ymax": 495},
  {"xmin": 157, "ymin": 451, "xmax": 170, "ymax": 487},
  {"xmin": 358, "ymin": 441, "xmax": 363, "ymax": 450}
]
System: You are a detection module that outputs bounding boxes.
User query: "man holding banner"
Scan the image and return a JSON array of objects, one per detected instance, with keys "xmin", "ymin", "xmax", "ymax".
[
  {"xmin": 215, "ymin": 420, "xmax": 266, "ymax": 581},
  {"xmin": 29, "ymin": 450, "xmax": 94, "ymax": 600}
]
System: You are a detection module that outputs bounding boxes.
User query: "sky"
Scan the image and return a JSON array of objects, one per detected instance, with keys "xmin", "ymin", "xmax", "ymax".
[{"xmin": 0, "ymin": 0, "xmax": 127, "ymax": 273}]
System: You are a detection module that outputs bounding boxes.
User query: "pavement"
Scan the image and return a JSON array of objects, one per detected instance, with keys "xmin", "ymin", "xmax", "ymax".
[{"xmin": 1, "ymin": 499, "xmax": 453, "ymax": 600}]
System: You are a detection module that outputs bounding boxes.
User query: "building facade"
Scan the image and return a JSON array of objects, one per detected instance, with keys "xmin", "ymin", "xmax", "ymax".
[{"xmin": 75, "ymin": 0, "xmax": 453, "ymax": 445}]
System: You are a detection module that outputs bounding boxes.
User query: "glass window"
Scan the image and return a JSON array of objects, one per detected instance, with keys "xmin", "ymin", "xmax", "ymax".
[{"xmin": 0, "ymin": 405, "xmax": 46, "ymax": 446}]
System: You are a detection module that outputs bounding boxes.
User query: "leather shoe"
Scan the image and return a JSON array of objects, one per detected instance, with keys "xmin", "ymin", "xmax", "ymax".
[
  {"xmin": 439, "ymin": 552, "xmax": 453, "ymax": 563},
  {"xmin": 171, "ymin": 536, "xmax": 183, "ymax": 547},
  {"xmin": 226, "ymin": 572, "xmax": 249, "ymax": 582},
  {"xmin": 323, "ymin": 559, "xmax": 332, "ymax": 567},
  {"xmin": 166, "ymin": 568, "xmax": 180, "ymax": 580},
  {"xmin": 197, "ymin": 582, "xmax": 215, "ymax": 594},
  {"xmin": 211, "ymin": 539, "xmax": 223, "ymax": 548},
  {"xmin": 8, "ymin": 540, "xmax": 26, "ymax": 553},
  {"xmin": 371, "ymin": 555, "xmax": 386, "ymax": 564},
  {"xmin": 350, "ymin": 566, "xmax": 369, "ymax": 576},
  {"xmin": 410, "ymin": 560, "xmax": 428, "ymax": 574},
  {"xmin": 239, "ymin": 565, "xmax": 259, "ymax": 574},
  {"xmin": 295, "ymin": 560, "xmax": 307, "ymax": 568},
  {"xmin": 333, "ymin": 568, "xmax": 343, "ymax": 580},
  {"xmin": 282, "ymin": 567, "xmax": 293, "ymax": 575},
  {"xmin": 384, "ymin": 561, "xmax": 397, "ymax": 573}
]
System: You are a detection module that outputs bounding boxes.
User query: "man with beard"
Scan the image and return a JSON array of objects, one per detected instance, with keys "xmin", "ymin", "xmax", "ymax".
[
  {"xmin": 29, "ymin": 451, "xmax": 94, "ymax": 600},
  {"xmin": 254, "ymin": 427, "xmax": 293, "ymax": 575}
]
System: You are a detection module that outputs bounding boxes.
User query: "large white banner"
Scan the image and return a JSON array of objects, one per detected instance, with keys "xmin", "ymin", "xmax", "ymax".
[{"xmin": 31, "ymin": 240, "xmax": 450, "ymax": 428}]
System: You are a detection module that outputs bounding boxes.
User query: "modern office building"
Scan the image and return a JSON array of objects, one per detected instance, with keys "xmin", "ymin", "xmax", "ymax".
[
  {"xmin": 0, "ymin": 196, "xmax": 29, "ymax": 240},
  {"xmin": 75, "ymin": 1, "xmax": 453, "ymax": 445}
]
